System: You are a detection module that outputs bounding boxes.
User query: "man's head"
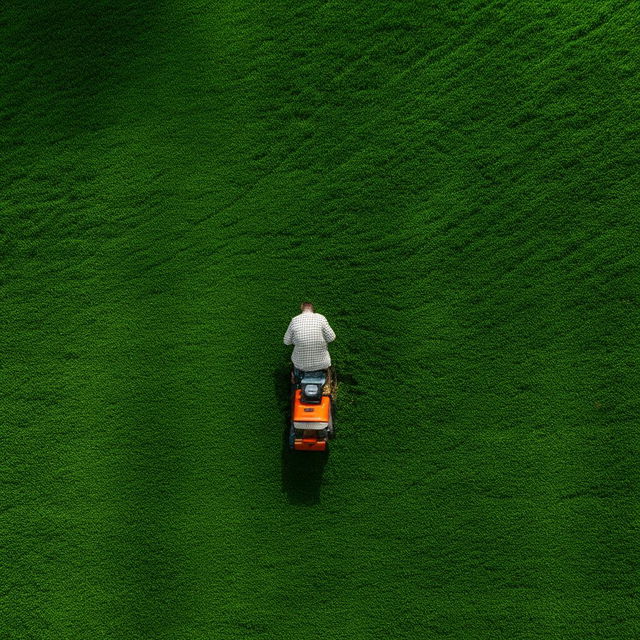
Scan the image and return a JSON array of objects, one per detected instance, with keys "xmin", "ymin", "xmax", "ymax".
[{"xmin": 300, "ymin": 301, "xmax": 315, "ymax": 313}]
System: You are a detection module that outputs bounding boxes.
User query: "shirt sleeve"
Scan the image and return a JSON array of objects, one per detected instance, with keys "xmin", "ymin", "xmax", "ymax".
[
  {"xmin": 283, "ymin": 320, "xmax": 294, "ymax": 345},
  {"xmin": 322, "ymin": 317, "xmax": 336, "ymax": 343}
]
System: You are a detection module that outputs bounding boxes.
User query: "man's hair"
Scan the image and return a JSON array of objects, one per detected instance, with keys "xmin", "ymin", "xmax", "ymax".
[{"xmin": 300, "ymin": 301, "xmax": 315, "ymax": 312}]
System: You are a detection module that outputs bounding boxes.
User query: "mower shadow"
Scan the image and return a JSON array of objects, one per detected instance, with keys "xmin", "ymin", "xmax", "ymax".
[{"xmin": 274, "ymin": 364, "xmax": 328, "ymax": 506}]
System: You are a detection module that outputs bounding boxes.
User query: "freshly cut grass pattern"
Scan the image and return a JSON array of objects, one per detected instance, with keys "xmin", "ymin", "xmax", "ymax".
[{"xmin": 1, "ymin": 1, "xmax": 638, "ymax": 638}]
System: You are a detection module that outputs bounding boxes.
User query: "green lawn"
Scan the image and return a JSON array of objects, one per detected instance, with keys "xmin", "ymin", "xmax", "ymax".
[{"xmin": 1, "ymin": 1, "xmax": 638, "ymax": 638}]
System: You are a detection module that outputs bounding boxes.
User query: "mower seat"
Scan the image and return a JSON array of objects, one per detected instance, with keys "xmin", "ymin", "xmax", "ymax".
[
  {"xmin": 298, "ymin": 370, "xmax": 327, "ymax": 404},
  {"xmin": 300, "ymin": 370, "xmax": 327, "ymax": 386}
]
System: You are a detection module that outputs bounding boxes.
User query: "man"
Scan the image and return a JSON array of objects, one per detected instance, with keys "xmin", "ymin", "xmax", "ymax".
[{"xmin": 283, "ymin": 302, "xmax": 336, "ymax": 380}]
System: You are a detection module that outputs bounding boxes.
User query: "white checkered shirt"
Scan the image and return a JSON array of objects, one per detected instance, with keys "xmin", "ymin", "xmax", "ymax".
[{"xmin": 283, "ymin": 311, "xmax": 336, "ymax": 370}]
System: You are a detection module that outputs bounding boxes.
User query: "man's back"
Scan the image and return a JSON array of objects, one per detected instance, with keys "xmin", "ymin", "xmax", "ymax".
[{"xmin": 284, "ymin": 310, "xmax": 336, "ymax": 371}]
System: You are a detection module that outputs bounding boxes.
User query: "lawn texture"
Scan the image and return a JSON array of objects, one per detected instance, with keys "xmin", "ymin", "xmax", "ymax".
[{"xmin": 1, "ymin": 1, "xmax": 639, "ymax": 638}]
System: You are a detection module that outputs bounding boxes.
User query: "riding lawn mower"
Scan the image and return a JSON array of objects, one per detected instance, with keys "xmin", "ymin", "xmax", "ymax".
[{"xmin": 288, "ymin": 366, "xmax": 336, "ymax": 452}]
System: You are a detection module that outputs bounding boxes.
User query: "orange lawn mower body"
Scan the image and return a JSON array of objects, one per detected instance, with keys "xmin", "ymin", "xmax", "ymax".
[{"xmin": 288, "ymin": 367, "xmax": 336, "ymax": 452}]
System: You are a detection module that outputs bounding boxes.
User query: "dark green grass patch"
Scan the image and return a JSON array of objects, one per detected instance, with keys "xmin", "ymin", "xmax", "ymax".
[{"xmin": 1, "ymin": 1, "xmax": 639, "ymax": 638}]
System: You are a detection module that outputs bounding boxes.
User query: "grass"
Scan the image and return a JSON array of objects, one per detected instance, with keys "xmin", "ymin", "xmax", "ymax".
[{"xmin": 1, "ymin": 1, "xmax": 638, "ymax": 638}]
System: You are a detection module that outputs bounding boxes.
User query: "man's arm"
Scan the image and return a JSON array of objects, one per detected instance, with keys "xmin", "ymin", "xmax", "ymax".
[
  {"xmin": 322, "ymin": 317, "xmax": 336, "ymax": 343},
  {"xmin": 283, "ymin": 320, "xmax": 294, "ymax": 345}
]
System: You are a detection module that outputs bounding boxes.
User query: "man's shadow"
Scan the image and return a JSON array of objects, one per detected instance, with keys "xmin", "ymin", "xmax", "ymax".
[{"xmin": 274, "ymin": 362, "xmax": 328, "ymax": 505}]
